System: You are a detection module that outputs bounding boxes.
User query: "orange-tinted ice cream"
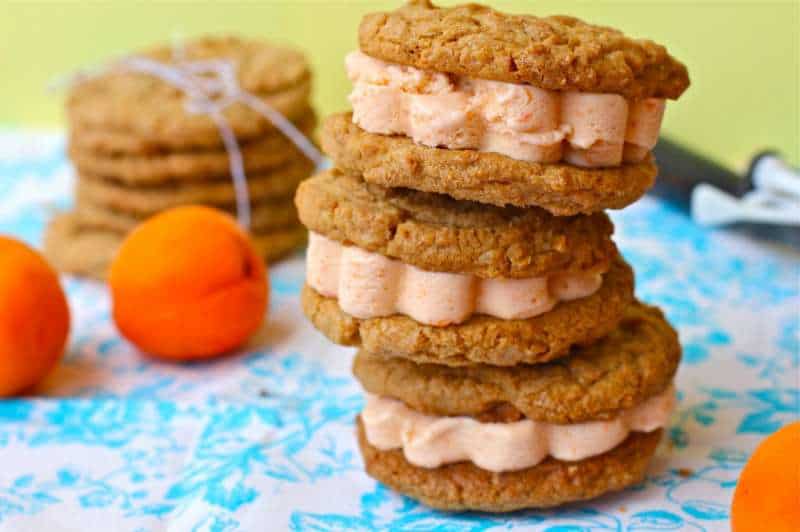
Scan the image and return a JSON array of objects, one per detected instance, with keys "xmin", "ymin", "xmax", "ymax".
[{"xmin": 346, "ymin": 51, "xmax": 665, "ymax": 167}]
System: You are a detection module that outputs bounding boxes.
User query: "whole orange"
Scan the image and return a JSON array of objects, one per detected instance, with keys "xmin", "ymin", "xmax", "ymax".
[
  {"xmin": 109, "ymin": 206, "xmax": 269, "ymax": 361},
  {"xmin": 732, "ymin": 421, "xmax": 800, "ymax": 532},
  {"xmin": 0, "ymin": 236, "xmax": 70, "ymax": 396}
]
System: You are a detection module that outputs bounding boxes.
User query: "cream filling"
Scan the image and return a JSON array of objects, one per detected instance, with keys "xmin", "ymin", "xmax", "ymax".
[
  {"xmin": 346, "ymin": 50, "xmax": 666, "ymax": 167},
  {"xmin": 306, "ymin": 232, "xmax": 603, "ymax": 326},
  {"xmin": 362, "ymin": 385, "xmax": 675, "ymax": 473}
]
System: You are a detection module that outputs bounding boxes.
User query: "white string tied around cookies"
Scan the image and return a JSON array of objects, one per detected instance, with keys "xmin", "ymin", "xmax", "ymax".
[{"xmin": 59, "ymin": 54, "xmax": 326, "ymax": 230}]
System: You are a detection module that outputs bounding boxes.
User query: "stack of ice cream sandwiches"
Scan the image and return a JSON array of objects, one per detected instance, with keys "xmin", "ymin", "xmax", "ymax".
[
  {"xmin": 46, "ymin": 36, "xmax": 315, "ymax": 279},
  {"xmin": 297, "ymin": 0, "xmax": 689, "ymax": 511}
]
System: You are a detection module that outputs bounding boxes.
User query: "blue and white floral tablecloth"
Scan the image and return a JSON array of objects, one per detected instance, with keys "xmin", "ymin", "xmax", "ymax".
[{"xmin": 0, "ymin": 129, "xmax": 797, "ymax": 532}]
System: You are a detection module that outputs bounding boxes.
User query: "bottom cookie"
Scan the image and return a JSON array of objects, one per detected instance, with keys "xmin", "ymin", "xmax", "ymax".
[
  {"xmin": 357, "ymin": 418, "xmax": 661, "ymax": 512},
  {"xmin": 44, "ymin": 212, "xmax": 306, "ymax": 280}
]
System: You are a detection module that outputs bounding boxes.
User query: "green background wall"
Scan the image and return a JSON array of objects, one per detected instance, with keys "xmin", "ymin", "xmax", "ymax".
[{"xmin": 1, "ymin": 1, "xmax": 797, "ymax": 168}]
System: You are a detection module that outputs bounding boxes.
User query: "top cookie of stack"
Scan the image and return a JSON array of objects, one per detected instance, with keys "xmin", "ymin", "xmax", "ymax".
[
  {"xmin": 69, "ymin": 36, "xmax": 312, "ymax": 156},
  {"xmin": 322, "ymin": 0, "xmax": 689, "ymax": 214},
  {"xmin": 46, "ymin": 36, "xmax": 316, "ymax": 278}
]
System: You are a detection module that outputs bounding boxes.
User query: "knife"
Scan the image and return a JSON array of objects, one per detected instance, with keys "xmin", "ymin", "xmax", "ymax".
[{"xmin": 650, "ymin": 138, "xmax": 800, "ymax": 247}]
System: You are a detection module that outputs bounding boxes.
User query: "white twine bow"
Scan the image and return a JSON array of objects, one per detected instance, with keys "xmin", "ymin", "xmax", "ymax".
[{"xmin": 57, "ymin": 52, "xmax": 326, "ymax": 229}]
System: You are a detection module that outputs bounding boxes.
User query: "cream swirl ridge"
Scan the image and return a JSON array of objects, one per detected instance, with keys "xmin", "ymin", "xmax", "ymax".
[
  {"xmin": 362, "ymin": 386, "xmax": 675, "ymax": 473},
  {"xmin": 346, "ymin": 50, "xmax": 665, "ymax": 168},
  {"xmin": 306, "ymin": 232, "xmax": 604, "ymax": 326}
]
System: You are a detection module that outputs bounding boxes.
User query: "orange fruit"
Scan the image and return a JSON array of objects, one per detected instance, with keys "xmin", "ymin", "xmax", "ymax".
[
  {"xmin": 109, "ymin": 206, "xmax": 268, "ymax": 361},
  {"xmin": 732, "ymin": 421, "xmax": 800, "ymax": 532},
  {"xmin": 0, "ymin": 236, "xmax": 70, "ymax": 396}
]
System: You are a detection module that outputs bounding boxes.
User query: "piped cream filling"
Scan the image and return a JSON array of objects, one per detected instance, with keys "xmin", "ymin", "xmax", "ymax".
[
  {"xmin": 346, "ymin": 50, "xmax": 666, "ymax": 167},
  {"xmin": 306, "ymin": 232, "xmax": 604, "ymax": 326},
  {"xmin": 362, "ymin": 386, "xmax": 675, "ymax": 473}
]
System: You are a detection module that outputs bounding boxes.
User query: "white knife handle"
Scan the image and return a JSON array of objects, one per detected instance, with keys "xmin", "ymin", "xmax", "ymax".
[{"xmin": 751, "ymin": 155, "xmax": 800, "ymax": 198}]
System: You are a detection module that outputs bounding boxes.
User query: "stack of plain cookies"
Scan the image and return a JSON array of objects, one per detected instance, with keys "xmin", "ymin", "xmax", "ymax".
[
  {"xmin": 298, "ymin": 1, "xmax": 689, "ymax": 511},
  {"xmin": 46, "ymin": 36, "xmax": 315, "ymax": 279}
]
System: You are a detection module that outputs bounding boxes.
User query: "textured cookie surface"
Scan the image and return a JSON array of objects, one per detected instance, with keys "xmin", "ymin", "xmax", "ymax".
[
  {"xmin": 44, "ymin": 212, "xmax": 305, "ymax": 280},
  {"xmin": 296, "ymin": 170, "xmax": 616, "ymax": 279},
  {"xmin": 358, "ymin": 418, "xmax": 661, "ymax": 512},
  {"xmin": 359, "ymin": 1, "xmax": 689, "ymax": 99},
  {"xmin": 302, "ymin": 256, "xmax": 633, "ymax": 366},
  {"xmin": 78, "ymin": 157, "xmax": 313, "ymax": 215},
  {"xmin": 322, "ymin": 113, "xmax": 657, "ymax": 214},
  {"xmin": 69, "ymin": 112, "xmax": 316, "ymax": 183},
  {"xmin": 354, "ymin": 301, "xmax": 680, "ymax": 423},
  {"xmin": 68, "ymin": 36, "xmax": 311, "ymax": 151}
]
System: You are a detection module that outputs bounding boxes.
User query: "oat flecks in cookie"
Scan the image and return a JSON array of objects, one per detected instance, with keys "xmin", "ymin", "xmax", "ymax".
[
  {"xmin": 353, "ymin": 301, "xmax": 680, "ymax": 423},
  {"xmin": 302, "ymin": 256, "xmax": 634, "ymax": 367},
  {"xmin": 359, "ymin": 1, "xmax": 689, "ymax": 99},
  {"xmin": 358, "ymin": 418, "xmax": 662, "ymax": 512},
  {"xmin": 322, "ymin": 113, "xmax": 657, "ymax": 214},
  {"xmin": 68, "ymin": 36, "xmax": 312, "ymax": 152},
  {"xmin": 295, "ymin": 170, "xmax": 617, "ymax": 279}
]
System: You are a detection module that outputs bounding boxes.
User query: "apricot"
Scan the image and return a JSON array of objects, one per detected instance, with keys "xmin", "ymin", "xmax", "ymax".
[
  {"xmin": 0, "ymin": 236, "xmax": 70, "ymax": 396},
  {"xmin": 732, "ymin": 421, "xmax": 800, "ymax": 532},
  {"xmin": 109, "ymin": 206, "xmax": 268, "ymax": 361}
]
